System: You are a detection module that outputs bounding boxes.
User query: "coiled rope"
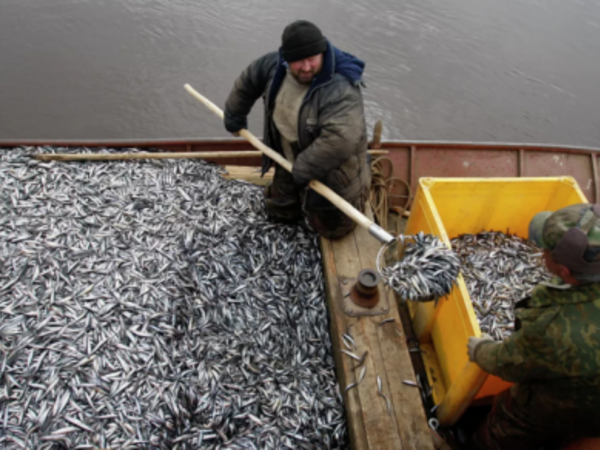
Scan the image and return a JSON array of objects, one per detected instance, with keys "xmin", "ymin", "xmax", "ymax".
[{"xmin": 369, "ymin": 156, "xmax": 412, "ymax": 235}]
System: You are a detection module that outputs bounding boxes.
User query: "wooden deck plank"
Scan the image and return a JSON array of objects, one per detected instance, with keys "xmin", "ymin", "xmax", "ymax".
[
  {"xmin": 320, "ymin": 237, "xmax": 369, "ymax": 450},
  {"xmin": 221, "ymin": 166, "xmax": 274, "ymax": 185},
  {"xmin": 355, "ymin": 315, "xmax": 404, "ymax": 449},
  {"xmin": 320, "ymin": 209, "xmax": 434, "ymax": 450},
  {"xmin": 330, "ymin": 234, "xmax": 402, "ymax": 449},
  {"xmin": 352, "ymin": 219, "xmax": 434, "ymax": 450}
]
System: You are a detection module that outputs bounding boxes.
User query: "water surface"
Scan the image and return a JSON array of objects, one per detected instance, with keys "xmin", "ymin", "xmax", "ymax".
[{"xmin": 1, "ymin": 0, "xmax": 599, "ymax": 146}]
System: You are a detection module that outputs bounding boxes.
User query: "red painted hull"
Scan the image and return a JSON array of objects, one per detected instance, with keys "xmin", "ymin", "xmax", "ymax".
[{"xmin": 3, "ymin": 138, "xmax": 599, "ymax": 202}]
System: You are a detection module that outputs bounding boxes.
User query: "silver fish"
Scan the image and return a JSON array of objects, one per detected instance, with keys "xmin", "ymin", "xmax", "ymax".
[
  {"xmin": 0, "ymin": 146, "xmax": 349, "ymax": 449},
  {"xmin": 452, "ymin": 231, "xmax": 551, "ymax": 340},
  {"xmin": 380, "ymin": 233, "xmax": 461, "ymax": 302}
]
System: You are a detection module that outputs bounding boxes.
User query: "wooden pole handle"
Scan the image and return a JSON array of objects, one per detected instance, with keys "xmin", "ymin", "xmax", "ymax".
[
  {"xmin": 36, "ymin": 150, "xmax": 267, "ymax": 162},
  {"xmin": 184, "ymin": 84, "xmax": 393, "ymax": 242},
  {"xmin": 34, "ymin": 149, "xmax": 388, "ymax": 162},
  {"xmin": 184, "ymin": 84, "xmax": 292, "ymax": 172}
]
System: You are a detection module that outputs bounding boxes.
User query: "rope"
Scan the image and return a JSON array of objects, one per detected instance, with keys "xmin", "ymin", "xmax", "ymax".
[
  {"xmin": 369, "ymin": 157, "xmax": 412, "ymax": 235},
  {"xmin": 368, "ymin": 157, "xmax": 460, "ymax": 302},
  {"xmin": 369, "ymin": 157, "xmax": 461, "ymax": 302}
]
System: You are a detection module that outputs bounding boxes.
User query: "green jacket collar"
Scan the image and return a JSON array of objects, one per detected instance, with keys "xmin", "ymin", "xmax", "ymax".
[{"xmin": 530, "ymin": 277, "xmax": 600, "ymax": 307}]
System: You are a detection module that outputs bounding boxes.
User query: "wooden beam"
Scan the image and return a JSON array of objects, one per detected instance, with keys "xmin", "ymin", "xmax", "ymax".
[
  {"xmin": 221, "ymin": 166, "xmax": 274, "ymax": 185},
  {"xmin": 35, "ymin": 150, "xmax": 266, "ymax": 162},
  {"xmin": 35, "ymin": 149, "xmax": 387, "ymax": 162},
  {"xmin": 518, "ymin": 148, "xmax": 525, "ymax": 177},
  {"xmin": 591, "ymin": 153, "xmax": 599, "ymax": 203},
  {"xmin": 321, "ymin": 238, "xmax": 369, "ymax": 449}
]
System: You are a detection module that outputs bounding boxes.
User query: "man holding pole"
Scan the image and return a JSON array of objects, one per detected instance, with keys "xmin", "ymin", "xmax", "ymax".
[{"xmin": 224, "ymin": 20, "xmax": 370, "ymax": 239}]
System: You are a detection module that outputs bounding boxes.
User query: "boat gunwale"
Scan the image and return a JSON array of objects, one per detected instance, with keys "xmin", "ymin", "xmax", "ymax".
[{"xmin": 0, "ymin": 138, "xmax": 599, "ymax": 155}]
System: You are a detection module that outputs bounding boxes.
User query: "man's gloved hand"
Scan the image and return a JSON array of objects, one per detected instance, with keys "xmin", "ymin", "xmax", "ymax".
[
  {"xmin": 224, "ymin": 110, "xmax": 247, "ymax": 136},
  {"xmin": 467, "ymin": 334, "xmax": 494, "ymax": 362},
  {"xmin": 291, "ymin": 162, "xmax": 309, "ymax": 189}
]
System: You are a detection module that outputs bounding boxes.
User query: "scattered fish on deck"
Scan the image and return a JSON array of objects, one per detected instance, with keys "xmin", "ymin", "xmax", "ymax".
[
  {"xmin": 376, "ymin": 375, "xmax": 392, "ymax": 416},
  {"xmin": 344, "ymin": 366, "xmax": 367, "ymax": 394}
]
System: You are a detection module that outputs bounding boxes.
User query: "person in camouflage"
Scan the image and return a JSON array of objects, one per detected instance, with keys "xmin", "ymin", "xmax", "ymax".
[
  {"xmin": 224, "ymin": 20, "xmax": 370, "ymax": 240},
  {"xmin": 467, "ymin": 203, "xmax": 600, "ymax": 450}
]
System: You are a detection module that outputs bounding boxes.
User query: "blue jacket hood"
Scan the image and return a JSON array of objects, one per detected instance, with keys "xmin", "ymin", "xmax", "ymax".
[
  {"xmin": 331, "ymin": 46, "xmax": 365, "ymax": 84},
  {"xmin": 268, "ymin": 41, "xmax": 365, "ymax": 107}
]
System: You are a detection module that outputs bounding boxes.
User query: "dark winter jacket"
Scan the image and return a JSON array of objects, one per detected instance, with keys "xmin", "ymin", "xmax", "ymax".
[{"xmin": 224, "ymin": 41, "xmax": 370, "ymax": 201}]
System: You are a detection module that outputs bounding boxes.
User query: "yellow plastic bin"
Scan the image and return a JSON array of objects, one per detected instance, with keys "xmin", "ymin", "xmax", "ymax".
[{"xmin": 404, "ymin": 177, "xmax": 587, "ymax": 426}]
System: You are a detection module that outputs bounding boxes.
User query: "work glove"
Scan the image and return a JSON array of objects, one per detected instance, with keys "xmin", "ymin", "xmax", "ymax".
[
  {"xmin": 224, "ymin": 110, "xmax": 247, "ymax": 135},
  {"xmin": 291, "ymin": 163, "xmax": 310, "ymax": 189},
  {"xmin": 467, "ymin": 334, "xmax": 494, "ymax": 362}
]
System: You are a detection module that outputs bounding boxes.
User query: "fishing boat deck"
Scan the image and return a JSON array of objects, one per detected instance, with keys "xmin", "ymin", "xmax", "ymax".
[{"xmin": 320, "ymin": 209, "xmax": 434, "ymax": 450}]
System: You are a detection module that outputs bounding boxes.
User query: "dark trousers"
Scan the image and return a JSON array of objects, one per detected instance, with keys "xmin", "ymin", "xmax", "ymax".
[
  {"xmin": 264, "ymin": 165, "xmax": 364, "ymax": 240},
  {"xmin": 474, "ymin": 385, "xmax": 600, "ymax": 450}
]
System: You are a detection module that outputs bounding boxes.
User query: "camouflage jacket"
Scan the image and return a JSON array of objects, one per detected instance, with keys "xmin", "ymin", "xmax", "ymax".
[{"xmin": 474, "ymin": 278, "xmax": 600, "ymax": 403}]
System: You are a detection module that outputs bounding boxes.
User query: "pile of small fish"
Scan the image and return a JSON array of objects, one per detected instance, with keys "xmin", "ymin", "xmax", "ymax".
[
  {"xmin": 451, "ymin": 231, "xmax": 551, "ymax": 340},
  {"xmin": 380, "ymin": 233, "xmax": 461, "ymax": 301},
  {"xmin": 0, "ymin": 147, "xmax": 347, "ymax": 449}
]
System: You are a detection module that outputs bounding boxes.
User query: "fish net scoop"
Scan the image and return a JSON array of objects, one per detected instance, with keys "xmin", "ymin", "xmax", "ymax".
[{"xmin": 377, "ymin": 232, "xmax": 461, "ymax": 302}]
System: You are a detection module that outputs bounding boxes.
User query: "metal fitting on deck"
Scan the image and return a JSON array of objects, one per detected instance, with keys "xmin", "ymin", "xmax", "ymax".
[{"xmin": 350, "ymin": 269, "xmax": 381, "ymax": 308}]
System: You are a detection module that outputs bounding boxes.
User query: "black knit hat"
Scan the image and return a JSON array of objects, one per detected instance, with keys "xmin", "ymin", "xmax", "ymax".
[{"xmin": 281, "ymin": 20, "xmax": 327, "ymax": 63}]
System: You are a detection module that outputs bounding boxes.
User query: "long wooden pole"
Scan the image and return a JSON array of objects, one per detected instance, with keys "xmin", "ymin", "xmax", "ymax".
[
  {"xmin": 34, "ymin": 150, "xmax": 387, "ymax": 162},
  {"xmin": 184, "ymin": 83, "xmax": 395, "ymax": 244},
  {"xmin": 35, "ymin": 150, "xmax": 264, "ymax": 162}
]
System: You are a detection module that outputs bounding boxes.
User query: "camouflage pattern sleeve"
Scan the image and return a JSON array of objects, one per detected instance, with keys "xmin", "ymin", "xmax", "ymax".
[
  {"xmin": 473, "ymin": 302, "xmax": 562, "ymax": 382},
  {"xmin": 474, "ymin": 279, "xmax": 600, "ymax": 383},
  {"xmin": 473, "ymin": 333, "xmax": 534, "ymax": 382}
]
